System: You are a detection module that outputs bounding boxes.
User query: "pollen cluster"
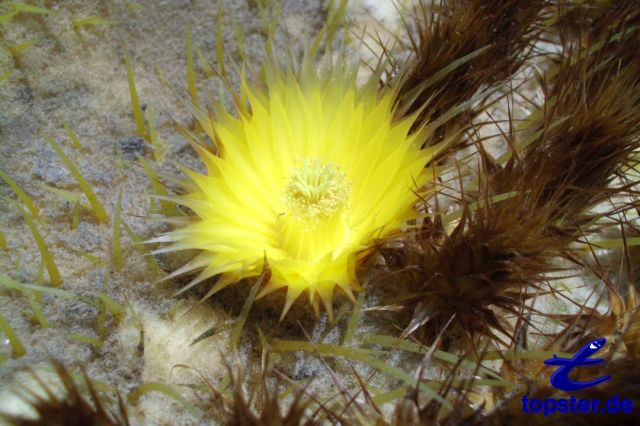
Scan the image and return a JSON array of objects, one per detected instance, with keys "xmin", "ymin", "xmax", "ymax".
[{"xmin": 282, "ymin": 158, "xmax": 350, "ymax": 224}]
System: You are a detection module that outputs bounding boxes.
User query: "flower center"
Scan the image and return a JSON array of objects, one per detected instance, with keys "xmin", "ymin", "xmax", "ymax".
[{"xmin": 282, "ymin": 159, "xmax": 350, "ymax": 223}]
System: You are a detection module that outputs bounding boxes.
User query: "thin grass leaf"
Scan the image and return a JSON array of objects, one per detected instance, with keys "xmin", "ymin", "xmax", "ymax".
[
  {"xmin": 583, "ymin": 237, "xmax": 640, "ymax": 250},
  {"xmin": 25, "ymin": 294, "xmax": 49, "ymax": 328},
  {"xmin": 66, "ymin": 246, "xmax": 106, "ymax": 266},
  {"xmin": 0, "ymin": 10, "xmax": 19, "ymax": 23},
  {"xmin": 0, "ymin": 71, "xmax": 13, "ymax": 82},
  {"xmin": 495, "ymin": 115, "xmax": 567, "ymax": 166},
  {"xmin": 27, "ymin": 263, "xmax": 47, "ymax": 329},
  {"xmin": 128, "ymin": 382, "xmax": 198, "ymax": 414},
  {"xmin": 230, "ymin": 15, "xmax": 246, "ymax": 64},
  {"xmin": 186, "ymin": 23, "xmax": 198, "ymax": 106},
  {"xmin": 0, "ymin": 274, "xmax": 76, "ymax": 299},
  {"xmin": 122, "ymin": 222, "xmax": 161, "ymax": 275},
  {"xmin": 145, "ymin": 105, "xmax": 164, "ymax": 163},
  {"xmin": 9, "ymin": 38, "xmax": 37, "ymax": 54},
  {"xmin": 62, "ymin": 122, "xmax": 84, "ymax": 150},
  {"xmin": 363, "ymin": 334, "xmax": 506, "ymax": 383},
  {"xmin": 0, "ymin": 169, "xmax": 40, "ymax": 218},
  {"xmin": 405, "ymin": 45, "xmax": 492, "ymax": 102},
  {"xmin": 325, "ymin": 0, "xmax": 349, "ymax": 50},
  {"xmin": 140, "ymin": 157, "xmax": 175, "ymax": 216},
  {"xmin": 124, "ymin": 49, "xmax": 147, "ymax": 140},
  {"xmin": 230, "ymin": 271, "xmax": 266, "ymax": 348},
  {"xmin": 112, "ymin": 189, "xmax": 123, "ymax": 271},
  {"xmin": 67, "ymin": 333, "xmax": 103, "ymax": 348},
  {"xmin": 126, "ymin": 2, "xmax": 142, "ymax": 12},
  {"xmin": 166, "ymin": 299, "xmax": 185, "ymax": 320},
  {"xmin": 343, "ymin": 292, "xmax": 364, "ymax": 344},
  {"xmin": 439, "ymin": 191, "xmax": 519, "ymax": 226},
  {"xmin": 97, "ymin": 292, "xmax": 125, "ymax": 321},
  {"xmin": 215, "ymin": 1, "xmax": 226, "ymax": 76},
  {"xmin": 43, "ymin": 134, "xmax": 109, "ymax": 224},
  {"xmin": 195, "ymin": 48, "xmax": 215, "ymax": 78},
  {"xmin": 11, "ymin": 3, "xmax": 51, "ymax": 14},
  {"xmin": 96, "ymin": 297, "xmax": 107, "ymax": 340},
  {"xmin": 482, "ymin": 350, "xmax": 574, "ymax": 361},
  {"xmin": 189, "ymin": 326, "xmax": 217, "ymax": 347},
  {"xmin": 371, "ymin": 386, "xmax": 408, "ymax": 405},
  {"xmin": 0, "ymin": 309, "xmax": 26, "ymax": 358},
  {"xmin": 37, "ymin": 183, "xmax": 87, "ymax": 206},
  {"xmin": 256, "ymin": 0, "xmax": 281, "ymax": 56},
  {"xmin": 11, "ymin": 201, "xmax": 63, "ymax": 286},
  {"xmin": 0, "ymin": 230, "xmax": 6, "ymax": 249},
  {"xmin": 71, "ymin": 200, "xmax": 81, "ymax": 230},
  {"xmin": 71, "ymin": 16, "xmax": 115, "ymax": 29},
  {"xmin": 270, "ymin": 339, "xmax": 451, "ymax": 409}
]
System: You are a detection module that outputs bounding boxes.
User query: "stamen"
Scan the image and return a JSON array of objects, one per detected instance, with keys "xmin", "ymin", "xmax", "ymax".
[{"xmin": 282, "ymin": 159, "xmax": 350, "ymax": 224}]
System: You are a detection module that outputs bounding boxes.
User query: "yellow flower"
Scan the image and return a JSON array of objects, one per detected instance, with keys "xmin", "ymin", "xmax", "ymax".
[{"xmin": 156, "ymin": 64, "xmax": 439, "ymax": 319}]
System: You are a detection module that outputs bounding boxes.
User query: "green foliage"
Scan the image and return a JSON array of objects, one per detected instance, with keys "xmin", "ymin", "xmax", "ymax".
[
  {"xmin": 71, "ymin": 16, "xmax": 115, "ymax": 30},
  {"xmin": 124, "ymin": 49, "xmax": 148, "ymax": 141},
  {"xmin": 0, "ymin": 308, "xmax": 26, "ymax": 358},
  {"xmin": 0, "ymin": 169, "xmax": 40, "ymax": 218},
  {"xmin": 43, "ymin": 134, "xmax": 109, "ymax": 224}
]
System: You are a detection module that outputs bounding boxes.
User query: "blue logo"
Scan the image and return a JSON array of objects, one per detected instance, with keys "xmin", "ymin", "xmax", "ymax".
[{"xmin": 544, "ymin": 338, "xmax": 612, "ymax": 391}]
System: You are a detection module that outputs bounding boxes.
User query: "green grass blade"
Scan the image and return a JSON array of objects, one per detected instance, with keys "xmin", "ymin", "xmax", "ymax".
[
  {"xmin": 0, "ymin": 309, "xmax": 26, "ymax": 358},
  {"xmin": 583, "ymin": 237, "xmax": 640, "ymax": 250},
  {"xmin": 67, "ymin": 333, "xmax": 102, "ymax": 348},
  {"xmin": 363, "ymin": 334, "xmax": 506, "ymax": 383},
  {"xmin": 97, "ymin": 293, "xmax": 125, "ymax": 321},
  {"xmin": 230, "ymin": 272, "xmax": 265, "ymax": 348},
  {"xmin": 145, "ymin": 105, "xmax": 164, "ymax": 163},
  {"xmin": 10, "ymin": 201, "xmax": 63, "ymax": 286},
  {"xmin": 343, "ymin": 292, "xmax": 364, "ymax": 344},
  {"xmin": 216, "ymin": 0, "xmax": 226, "ymax": 76},
  {"xmin": 11, "ymin": 3, "xmax": 51, "ymax": 14},
  {"xmin": 230, "ymin": 15, "xmax": 246, "ymax": 64},
  {"xmin": 140, "ymin": 157, "xmax": 175, "ymax": 216},
  {"xmin": 26, "ymin": 294, "xmax": 49, "ymax": 328},
  {"xmin": 124, "ymin": 49, "xmax": 147, "ymax": 140},
  {"xmin": 37, "ymin": 183, "xmax": 86, "ymax": 206},
  {"xmin": 66, "ymin": 246, "xmax": 106, "ymax": 266},
  {"xmin": 9, "ymin": 38, "xmax": 37, "ymax": 54},
  {"xmin": 0, "ymin": 229, "xmax": 6, "ymax": 249},
  {"xmin": 0, "ymin": 71, "xmax": 14, "ymax": 82},
  {"xmin": 62, "ymin": 122, "xmax": 84, "ymax": 150},
  {"xmin": 482, "ymin": 350, "xmax": 574, "ymax": 361},
  {"xmin": 270, "ymin": 339, "xmax": 451, "ymax": 409},
  {"xmin": 72, "ymin": 201, "xmax": 81, "ymax": 230},
  {"xmin": 43, "ymin": 134, "xmax": 109, "ymax": 224},
  {"xmin": 122, "ymin": 222, "xmax": 161, "ymax": 275},
  {"xmin": 0, "ymin": 274, "xmax": 76, "ymax": 299},
  {"xmin": 0, "ymin": 10, "xmax": 19, "ymax": 23},
  {"xmin": 186, "ymin": 23, "xmax": 198, "ymax": 106},
  {"xmin": 96, "ymin": 297, "xmax": 107, "ymax": 340},
  {"xmin": 0, "ymin": 169, "xmax": 40, "ymax": 218},
  {"xmin": 440, "ymin": 191, "xmax": 519, "ymax": 226},
  {"xmin": 112, "ymin": 189, "xmax": 123, "ymax": 271},
  {"xmin": 372, "ymin": 386, "xmax": 408, "ymax": 405},
  {"xmin": 128, "ymin": 382, "xmax": 198, "ymax": 414},
  {"xmin": 196, "ymin": 48, "xmax": 215, "ymax": 78},
  {"xmin": 71, "ymin": 16, "xmax": 115, "ymax": 29}
]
